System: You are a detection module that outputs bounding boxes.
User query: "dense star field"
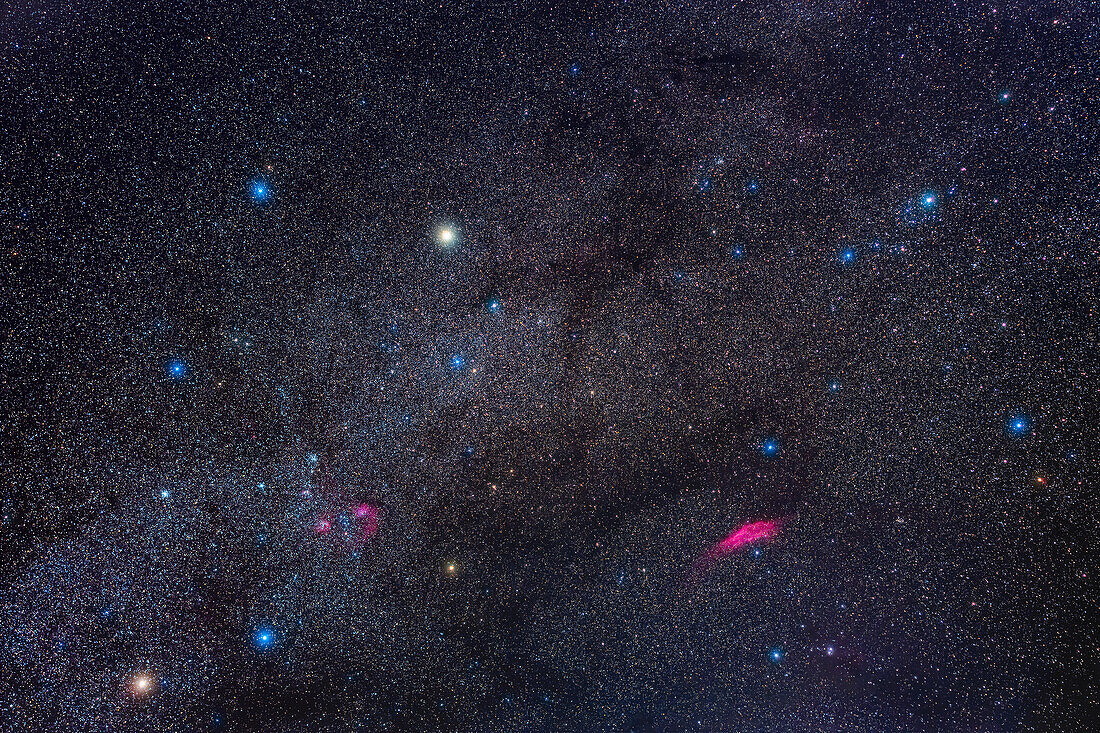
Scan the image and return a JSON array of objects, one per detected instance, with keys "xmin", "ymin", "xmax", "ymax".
[{"xmin": 1, "ymin": 1, "xmax": 1096, "ymax": 731}]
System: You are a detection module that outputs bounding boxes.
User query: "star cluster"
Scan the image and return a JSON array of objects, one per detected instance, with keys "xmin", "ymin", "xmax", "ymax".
[{"xmin": 0, "ymin": 1, "xmax": 1095, "ymax": 732}]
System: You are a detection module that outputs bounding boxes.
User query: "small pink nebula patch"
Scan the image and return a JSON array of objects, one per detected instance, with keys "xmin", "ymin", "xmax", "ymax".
[
  {"xmin": 354, "ymin": 504, "xmax": 380, "ymax": 538},
  {"xmin": 315, "ymin": 518, "xmax": 332, "ymax": 534}
]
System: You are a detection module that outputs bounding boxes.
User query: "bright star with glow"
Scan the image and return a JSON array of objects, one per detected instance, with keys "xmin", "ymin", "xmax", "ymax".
[
  {"xmin": 769, "ymin": 647, "xmax": 786, "ymax": 663},
  {"xmin": 487, "ymin": 298, "xmax": 502, "ymax": 313},
  {"xmin": 166, "ymin": 358, "xmax": 188, "ymax": 379},
  {"xmin": 436, "ymin": 225, "xmax": 458, "ymax": 248},
  {"xmin": 839, "ymin": 247, "xmax": 857, "ymax": 264},
  {"xmin": 760, "ymin": 437, "xmax": 781, "ymax": 456},
  {"xmin": 249, "ymin": 180, "xmax": 271, "ymax": 202},
  {"xmin": 1007, "ymin": 414, "xmax": 1030, "ymax": 436},
  {"xmin": 450, "ymin": 353, "xmax": 466, "ymax": 370},
  {"xmin": 253, "ymin": 627, "xmax": 275, "ymax": 649},
  {"xmin": 920, "ymin": 191, "xmax": 938, "ymax": 209},
  {"xmin": 132, "ymin": 673, "xmax": 155, "ymax": 695},
  {"xmin": 997, "ymin": 89, "xmax": 1012, "ymax": 103}
]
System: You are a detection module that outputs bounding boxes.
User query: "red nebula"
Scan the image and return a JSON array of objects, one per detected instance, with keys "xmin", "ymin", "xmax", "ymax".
[
  {"xmin": 706, "ymin": 518, "xmax": 782, "ymax": 559},
  {"xmin": 688, "ymin": 519, "xmax": 785, "ymax": 581},
  {"xmin": 354, "ymin": 504, "xmax": 380, "ymax": 538},
  {"xmin": 315, "ymin": 518, "xmax": 332, "ymax": 534}
]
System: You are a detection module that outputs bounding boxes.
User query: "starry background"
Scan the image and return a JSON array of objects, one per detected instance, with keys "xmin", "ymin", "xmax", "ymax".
[{"xmin": 0, "ymin": 1, "xmax": 1096, "ymax": 731}]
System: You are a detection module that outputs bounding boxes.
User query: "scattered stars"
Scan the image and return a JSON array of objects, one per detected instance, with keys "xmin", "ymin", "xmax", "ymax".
[{"xmin": 2, "ymin": 5, "xmax": 1089, "ymax": 732}]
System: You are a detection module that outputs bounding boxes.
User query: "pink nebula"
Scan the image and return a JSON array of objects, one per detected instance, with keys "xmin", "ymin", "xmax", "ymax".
[
  {"xmin": 708, "ymin": 519, "xmax": 781, "ymax": 558},
  {"xmin": 695, "ymin": 518, "xmax": 784, "ymax": 571},
  {"xmin": 354, "ymin": 504, "xmax": 380, "ymax": 538}
]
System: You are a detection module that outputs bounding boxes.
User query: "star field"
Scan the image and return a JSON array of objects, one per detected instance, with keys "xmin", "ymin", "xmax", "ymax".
[{"xmin": 0, "ymin": 1, "xmax": 1096, "ymax": 732}]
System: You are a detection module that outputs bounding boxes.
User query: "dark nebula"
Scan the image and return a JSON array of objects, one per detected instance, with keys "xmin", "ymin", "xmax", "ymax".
[{"xmin": 0, "ymin": 1, "xmax": 1095, "ymax": 731}]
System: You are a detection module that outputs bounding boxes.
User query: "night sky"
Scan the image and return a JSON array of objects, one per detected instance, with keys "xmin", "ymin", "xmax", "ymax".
[{"xmin": 1, "ymin": 1, "xmax": 1096, "ymax": 731}]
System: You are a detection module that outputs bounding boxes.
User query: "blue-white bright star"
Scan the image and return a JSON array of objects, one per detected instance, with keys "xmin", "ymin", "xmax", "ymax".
[
  {"xmin": 769, "ymin": 647, "xmax": 786, "ymax": 663},
  {"xmin": 760, "ymin": 437, "xmax": 781, "ymax": 456},
  {"xmin": 1007, "ymin": 414, "xmax": 1030, "ymax": 436},
  {"xmin": 920, "ymin": 191, "xmax": 938, "ymax": 209},
  {"xmin": 997, "ymin": 89, "xmax": 1012, "ymax": 104},
  {"xmin": 253, "ymin": 627, "xmax": 275, "ymax": 649},
  {"xmin": 487, "ymin": 298, "xmax": 502, "ymax": 313},
  {"xmin": 249, "ymin": 180, "xmax": 271, "ymax": 202},
  {"xmin": 731, "ymin": 246, "xmax": 745, "ymax": 260},
  {"xmin": 839, "ymin": 247, "xmax": 857, "ymax": 264},
  {"xmin": 167, "ymin": 358, "xmax": 188, "ymax": 379},
  {"xmin": 450, "ymin": 354, "xmax": 466, "ymax": 370}
]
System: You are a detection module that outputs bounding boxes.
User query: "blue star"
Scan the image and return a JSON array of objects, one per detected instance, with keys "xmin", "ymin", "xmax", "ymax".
[
  {"xmin": 745, "ymin": 178, "xmax": 760, "ymax": 194},
  {"xmin": 450, "ymin": 354, "xmax": 466, "ymax": 371},
  {"xmin": 253, "ymin": 626, "xmax": 275, "ymax": 649},
  {"xmin": 839, "ymin": 247, "xmax": 857, "ymax": 265},
  {"xmin": 166, "ymin": 358, "xmax": 188, "ymax": 379},
  {"xmin": 997, "ymin": 89, "xmax": 1012, "ymax": 104},
  {"xmin": 920, "ymin": 190, "xmax": 938, "ymax": 209},
  {"xmin": 569, "ymin": 63, "xmax": 581, "ymax": 77},
  {"xmin": 731, "ymin": 246, "xmax": 745, "ymax": 260},
  {"xmin": 769, "ymin": 647, "xmax": 785, "ymax": 663},
  {"xmin": 249, "ymin": 180, "xmax": 271, "ymax": 202},
  {"xmin": 828, "ymin": 380, "xmax": 841, "ymax": 393},
  {"xmin": 760, "ymin": 437, "xmax": 781, "ymax": 456},
  {"xmin": 1007, "ymin": 414, "xmax": 1030, "ymax": 436},
  {"xmin": 487, "ymin": 298, "xmax": 502, "ymax": 313},
  {"xmin": 159, "ymin": 489, "xmax": 171, "ymax": 499}
]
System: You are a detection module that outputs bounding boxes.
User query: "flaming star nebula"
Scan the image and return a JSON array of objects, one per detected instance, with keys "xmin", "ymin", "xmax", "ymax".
[{"xmin": 0, "ymin": 3, "xmax": 1088, "ymax": 731}]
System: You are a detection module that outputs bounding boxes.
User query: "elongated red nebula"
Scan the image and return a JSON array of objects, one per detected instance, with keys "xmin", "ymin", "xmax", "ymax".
[
  {"xmin": 685, "ymin": 518, "xmax": 785, "ymax": 584},
  {"xmin": 706, "ymin": 519, "xmax": 782, "ymax": 559}
]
